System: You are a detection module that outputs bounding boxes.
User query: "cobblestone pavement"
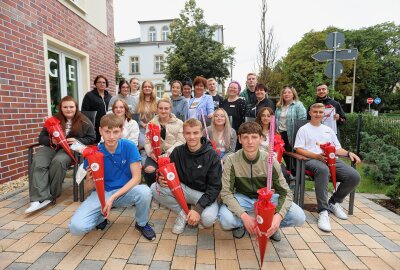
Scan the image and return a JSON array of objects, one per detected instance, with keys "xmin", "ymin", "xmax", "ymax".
[{"xmin": 1, "ymin": 179, "xmax": 400, "ymax": 270}]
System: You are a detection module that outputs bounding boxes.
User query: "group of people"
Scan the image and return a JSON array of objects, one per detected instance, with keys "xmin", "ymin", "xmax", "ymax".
[{"xmin": 26, "ymin": 72, "xmax": 361, "ymax": 242}]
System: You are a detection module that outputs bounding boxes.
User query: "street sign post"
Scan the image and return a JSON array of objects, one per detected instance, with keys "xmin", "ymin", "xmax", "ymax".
[
  {"xmin": 312, "ymin": 32, "xmax": 358, "ymax": 109},
  {"xmin": 374, "ymin": 97, "xmax": 381, "ymax": 105},
  {"xmin": 367, "ymin": 97, "xmax": 373, "ymax": 113}
]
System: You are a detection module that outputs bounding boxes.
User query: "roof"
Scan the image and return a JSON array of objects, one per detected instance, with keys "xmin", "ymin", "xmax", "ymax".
[
  {"xmin": 116, "ymin": 38, "xmax": 140, "ymax": 44},
  {"xmin": 138, "ymin": 19, "xmax": 174, "ymax": 24}
]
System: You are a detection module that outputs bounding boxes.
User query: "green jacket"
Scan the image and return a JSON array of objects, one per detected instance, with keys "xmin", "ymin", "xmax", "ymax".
[{"xmin": 221, "ymin": 149, "xmax": 293, "ymax": 218}]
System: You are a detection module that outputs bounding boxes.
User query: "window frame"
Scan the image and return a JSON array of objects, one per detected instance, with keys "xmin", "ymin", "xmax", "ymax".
[
  {"xmin": 155, "ymin": 84, "xmax": 164, "ymax": 98},
  {"xmin": 154, "ymin": 55, "xmax": 164, "ymax": 73},
  {"xmin": 161, "ymin": 25, "xmax": 169, "ymax": 41},
  {"xmin": 129, "ymin": 56, "xmax": 140, "ymax": 74},
  {"xmin": 148, "ymin": 26, "xmax": 156, "ymax": 42}
]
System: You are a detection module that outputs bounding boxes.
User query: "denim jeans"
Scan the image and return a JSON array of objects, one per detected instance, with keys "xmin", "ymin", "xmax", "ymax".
[
  {"xmin": 150, "ymin": 182, "xmax": 219, "ymax": 227},
  {"xmin": 69, "ymin": 184, "xmax": 152, "ymax": 235},
  {"xmin": 219, "ymin": 193, "xmax": 305, "ymax": 230}
]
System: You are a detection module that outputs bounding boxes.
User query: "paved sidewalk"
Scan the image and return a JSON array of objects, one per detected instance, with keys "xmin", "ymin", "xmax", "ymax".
[{"xmin": 1, "ymin": 179, "xmax": 400, "ymax": 270}]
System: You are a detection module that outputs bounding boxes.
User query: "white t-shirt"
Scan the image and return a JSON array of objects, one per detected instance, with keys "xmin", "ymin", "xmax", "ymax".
[{"xmin": 294, "ymin": 123, "xmax": 341, "ymax": 154}]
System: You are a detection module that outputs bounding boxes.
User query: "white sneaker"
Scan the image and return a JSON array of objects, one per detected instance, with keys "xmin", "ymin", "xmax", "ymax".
[
  {"xmin": 317, "ymin": 210, "xmax": 331, "ymax": 232},
  {"xmin": 329, "ymin": 202, "xmax": 348, "ymax": 220},
  {"xmin": 172, "ymin": 210, "xmax": 187, "ymax": 234},
  {"xmin": 25, "ymin": 200, "xmax": 51, "ymax": 213}
]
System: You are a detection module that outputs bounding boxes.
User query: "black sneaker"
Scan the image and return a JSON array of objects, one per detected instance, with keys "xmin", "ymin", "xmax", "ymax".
[
  {"xmin": 96, "ymin": 219, "xmax": 109, "ymax": 230},
  {"xmin": 135, "ymin": 222, "xmax": 156, "ymax": 241},
  {"xmin": 270, "ymin": 230, "xmax": 281, "ymax": 241},
  {"xmin": 232, "ymin": 226, "xmax": 246, "ymax": 239}
]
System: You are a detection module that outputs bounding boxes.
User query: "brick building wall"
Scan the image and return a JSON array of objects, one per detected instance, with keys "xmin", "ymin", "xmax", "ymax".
[{"xmin": 0, "ymin": 0, "xmax": 115, "ymax": 184}]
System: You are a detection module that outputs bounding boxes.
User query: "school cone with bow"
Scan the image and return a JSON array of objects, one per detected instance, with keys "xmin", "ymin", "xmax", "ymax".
[
  {"xmin": 157, "ymin": 157, "xmax": 189, "ymax": 214},
  {"xmin": 147, "ymin": 123, "xmax": 162, "ymax": 159},
  {"xmin": 44, "ymin": 116, "xmax": 77, "ymax": 164},
  {"xmin": 319, "ymin": 142, "xmax": 337, "ymax": 191}
]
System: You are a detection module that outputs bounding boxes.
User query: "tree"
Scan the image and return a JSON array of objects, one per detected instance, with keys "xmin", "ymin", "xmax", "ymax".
[
  {"xmin": 279, "ymin": 23, "xmax": 400, "ymax": 112},
  {"xmin": 257, "ymin": 0, "xmax": 278, "ymax": 91},
  {"xmin": 115, "ymin": 44, "xmax": 124, "ymax": 83},
  {"xmin": 164, "ymin": 0, "xmax": 235, "ymax": 85}
]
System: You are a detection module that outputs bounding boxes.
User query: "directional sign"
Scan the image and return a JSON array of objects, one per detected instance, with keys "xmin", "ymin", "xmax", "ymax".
[
  {"xmin": 367, "ymin": 98, "xmax": 373, "ymax": 104},
  {"xmin": 324, "ymin": 61, "xmax": 343, "ymax": 78},
  {"xmin": 312, "ymin": 49, "xmax": 359, "ymax": 62},
  {"xmin": 374, "ymin": 97, "xmax": 381, "ymax": 104},
  {"xmin": 325, "ymin": 32, "xmax": 345, "ymax": 49}
]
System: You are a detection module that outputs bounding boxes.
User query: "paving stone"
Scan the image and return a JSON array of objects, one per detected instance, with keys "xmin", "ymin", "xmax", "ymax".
[
  {"xmin": 304, "ymin": 211, "xmax": 317, "ymax": 224},
  {"xmin": 119, "ymin": 227, "xmax": 141, "ymax": 245},
  {"xmin": 15, "ymin": 242, "xmax": 52, "ymax": 264},
  {"xmin": 321, "ymin": 235, "xmax": 348, "ymax": 251},
  {"xmin": 335, "ymin": 250, "xmax": 368, "ymax": 269},
  {"xmin": 86, "ymin": 239, "xmax": 118, "ymax": 260},
  {"xmin": 177, "ymin": 235, "xmax": 197, "ymax": 246},
  {"xmin": 28, "ymin": 252, "xmax": 66, "ymax": 270},
  {"xmin": 273, "ymin": 238, "xmax": 297, "ymax": 258},
  {"xmin": 341, "ymin": 224, "xmax": 364, "ymax": 234},
  {"xmin": 111, "ymin": 243, "xmax": 135, "ymax": 260},
  {"xmin": 196, "ymin": 249, "xmax": 215, "ymax": 265},
  {"xmin": 42, "ymin": 205, "xmax": 65, "ymax": 216},
  {"xmin": 332, "ymin": 229, "xmax": 363, "ymax": 246},
  {"xmin": 295, "ymin": 249, "xmax": 323, "ymax": 269},
  {"xmin": 0, "ymin": 229, "xmax": 13, "ymax": 239},
  {"xmin": 237, "ymin": 249, "xmax": 259, "ymax": 269},
  {"xmin": 214, "ymin": 229, "xmax": 234, "ymax": 240},
  {"xmin": 75, "ymin": 259, "xmax": 105, "ymax": 270},
  {"xmin": 171, "ymin": 256, "xmax": 195, "ymax": 270},
  {"xmin": 195, "ymin": 264, "xmax": 215, "ymax": 270},
  {"xmin": 124, "ymin": 264, "xmax": 149, "ymax": 270},
  {"xmin": 33, "ymin": 224, "xmax": 57, "ymax": 233},
  {"xmin": 234, "ymin": 237, "xmax": 253, "ymax": 250},
  {"xmin": 347, "ymin": 245, "xmax": 376, "ymax": 257},
  {"xmin": 307, "ymin": 242, "xmax": 332, "ymax": 253},
  {"xmin": 280, "ymin": 257, "xmax": 305, "ymax": 270},
  {"xmin": 1, "ymin": 221, "xmax": 26, "ymax": 230},
  {"xmin": 128, "ymin": 243, "xmax": 157, "ymax": 265},
  {"xmin": 78, "ymin": 230, "xmax": 104, "ymax": 246},
  {"xmin": 6, "ymin": 225, "xmax": 38, "ymax": 240},
  {"xmin": 362, "ymin": 218, "xmax": 393, "ymax": 232},
  {"xmin": 356, "ymin": 224, "xmax": 383, "ymax": 236},
  {"xmin": 153, "ymin": 239, "xmax": 175, "ymax": 261},
  {"xmin": 372, "ymin": 236, "xmax": 400, "ymax": 251},
  {"xmin": 55, "ymin": 244, "xmax": 92, "ymax": 270},
  {"xmin": 5, "ymin": 198, "xmax": 30, "ymax": 209},
  {"xmin": 49, "ymin": 233, "xmax": 83, "ymax": 253},
  {"xmin": 6, "ymin": 232, "xmax": 46, "ymax": 252},
  {"xmin": 0, "ymin": 252, "xmax": 23, "ymax": 269},
  {"xmin": 215, "ymin": 239, "xmax": 236, "ymax": 260},
  {"xmin": 46, "ymin": 211, "xmax": 73, "ymax": 225},
  {"xmin": 314, "ymin": 252, "xmax": 348, "ymax": 270},
  {"xmin": 151, "ymin": 220, "xmax": 166, "ymax": 234},
  {"xmin": 215, "ymin": 259, "xmax": 240, "ymax": 270},
  {"xmin": 0, "ymin": 238, "xmax": 17, "ymax": 252},
  {"xmin": 373, "ymin": 248, "xmax": 400, "ymax": 269},
  {"xmin": 102, "ymin": 258, "xmax": 126, "ymax": 270},
  {"xmin": 260, "ymin": 261, "xmax": 284, "ymax": 270},
  {"xmin": 149, "ymin": 260, "xmax": 171, "ymax": 270},
  {"xmin": 286, "ymin": 234, "xmax": 308, "ymax": 250},
  {"xmin": 174, "ymin": 244, "xmax": 196, "ymax": 257},
  {"xmin": 181, "ymin": 226, "xmax": 198, "ymax": 236},
  {"xmin": 354, "ymin": 234, "xmax": 384, "ymax": 249},
  {"xmin": 197, "ymin": 234, "xmax": 214, "ymax": 250},
  {"xmin": 5, "ymin": 262, "xmax": 31, "ymax": 270},
  {"xmin": 102, "ymin": 223, "xmax": 130, "ymax": 240},
  {"xmin": 296, "ymin": 227, "xmax": 324, "ymax": 243},
  {"xmin": 39, "ymin": 228, "xmax": 67, "ymax": 243}
]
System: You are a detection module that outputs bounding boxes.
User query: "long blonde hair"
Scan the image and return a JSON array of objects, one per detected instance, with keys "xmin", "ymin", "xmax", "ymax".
[
  {"xmin": 210, "ymin": 108, "xmax": 232, "ymax": 149},
  {"xmin": 276, "ymin": 85, "xmax": 300, "ymax": 108},
  {"xmin": 135, "ymin": 80, "xmax": 157, "ymax": 122}
]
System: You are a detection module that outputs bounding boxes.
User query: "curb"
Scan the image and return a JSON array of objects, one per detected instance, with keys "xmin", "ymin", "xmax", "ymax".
[{"xmin": 0, "ymin": 185, "xmax": 29, "ymax": 202}]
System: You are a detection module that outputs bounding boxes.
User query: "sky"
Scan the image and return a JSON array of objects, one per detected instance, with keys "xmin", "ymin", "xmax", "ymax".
[{"xmin": 114, "ymin": 0, "xmax": 400, "ymax": 85}]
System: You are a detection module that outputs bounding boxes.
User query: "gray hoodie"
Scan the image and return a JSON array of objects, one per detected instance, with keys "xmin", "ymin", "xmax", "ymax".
[{"xmin": 171, "ymin": 95, "xmax": 189, "ymax": 120}]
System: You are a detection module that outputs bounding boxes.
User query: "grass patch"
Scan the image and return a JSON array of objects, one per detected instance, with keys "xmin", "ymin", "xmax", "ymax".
[{"xmin": 304, "ymin": 159, "xmax": 391, "ymax": 194}]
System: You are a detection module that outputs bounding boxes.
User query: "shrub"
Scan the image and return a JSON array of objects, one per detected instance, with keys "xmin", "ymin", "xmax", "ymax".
[
  {"xmin": 386, "ymin": 174, "xmax": 400, "ymax": 206},
  {"xmin": 360, "ymin": 132, "xmax": 400, "ymax": 184}
]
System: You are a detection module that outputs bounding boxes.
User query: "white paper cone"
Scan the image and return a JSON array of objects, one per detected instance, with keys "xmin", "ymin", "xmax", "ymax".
[{"xmin": 75, "ymin": 163, "xmax": 87, "ymax": 185}]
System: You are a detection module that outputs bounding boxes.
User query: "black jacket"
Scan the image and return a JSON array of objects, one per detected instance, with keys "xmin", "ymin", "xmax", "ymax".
[
  {"xmin": 81, "ymin": 88, "xmax": 112, "ymax": 142},
  {"xmin": 39, "ymin": 114, "xmax": 96, "ymax": 147},
  {"xmin": 247, "ymin": 97, "xmax": 275, "ymax": 117},
  {"xmin": 307, "ymin": 96, "xmax": 346, "ymax": 125},
  {"xmin": 169, "ymin": 137, "xmax": 222, "ymax": 214}
]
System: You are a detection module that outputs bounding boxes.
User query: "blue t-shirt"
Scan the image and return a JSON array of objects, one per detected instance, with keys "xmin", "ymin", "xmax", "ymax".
[{"xmin": 84, "ymin": 139, "xmax": 141, "ymax": 191}]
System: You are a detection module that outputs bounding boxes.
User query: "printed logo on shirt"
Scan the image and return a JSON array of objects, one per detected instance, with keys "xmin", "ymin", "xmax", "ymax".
[
  {"xmin": 190, "ymin": 101, "xmax": 200, "ymax": 109},
  {"xmin": 121, "ymin": 159, "xmax": 127, "ymax": 164}
]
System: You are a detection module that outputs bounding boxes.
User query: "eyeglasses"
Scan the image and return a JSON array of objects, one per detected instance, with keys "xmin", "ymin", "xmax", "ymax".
[{"xmin": 214, "ymin": 114, "xmax": 225, "ymax": 118}]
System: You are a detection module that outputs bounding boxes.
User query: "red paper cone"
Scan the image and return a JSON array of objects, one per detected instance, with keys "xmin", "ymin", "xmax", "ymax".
[
  {"xmin": 158, "ymin": 158, "xmax": 189, "ymax": 214},
  {"xmin": 210, "ymin": 139, "xmax": 221, "ymax": 156},
  {"xmin": 273, "ymin": 134, "xmax": 285, "ymax": 163},
  {"xmin": 254, "ymin": 188, "xmax": 276, "ymax": 267},
  {"xmin": 83, "ymin": 146, "xmax": 106, "ymax": 211},
  {"xmin": 147, "ymin": 123, "xmax": 161, "ymax": 159},
  {"xmin": 44, "ymin": 116, "xmax": 77, "ymax": 164},
  {"xmin": 320, "ymin": 142, "xmax": 337, "ymax": 191}
]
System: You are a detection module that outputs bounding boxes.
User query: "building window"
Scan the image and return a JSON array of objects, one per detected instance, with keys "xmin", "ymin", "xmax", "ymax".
[
  {"xmin": 48, "ymin": 48, "xmax": 81, "ymax": 115},
  {"xmin": 154, "ymin": 55, "xmax": 164, "ymax": 73},
  {"xmin": 161, "ymin": 25, "xmax": 169, "ymax": 41},
  {"xmin": 155, "ymin": 84, "xmax": 164, "ymax": 98},
  {"xmin": 148, "ymin": 26, "xmax": 156, "ymax": 42},
  {"xmin": 130, "ymin": 56, "xmax": 140, "ymax": 74}
]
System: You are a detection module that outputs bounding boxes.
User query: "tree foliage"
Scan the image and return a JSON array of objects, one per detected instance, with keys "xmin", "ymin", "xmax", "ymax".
[
  {"xmin": 115, "ymin": 44, "xmax": 125, "ymax": 82},
  {"xmin": 164, "ymin": 0, "xmax": 235, "ymax": 84},
  {"xmin": 275, "ymin": 22, "xmax": 400, "ymax": 112}
]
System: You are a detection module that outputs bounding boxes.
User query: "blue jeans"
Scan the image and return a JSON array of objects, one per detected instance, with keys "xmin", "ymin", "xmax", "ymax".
[
  {"xmin": 219, "ymin": 193, "xmax": 305, "ymax": 230},
  {"xmin": 150, "ymin": 182, "xmax": 219, "ymax": 227},
  {"xmin": 69, "ymin": 184, "xmax": 152, "ymax": 235}
]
